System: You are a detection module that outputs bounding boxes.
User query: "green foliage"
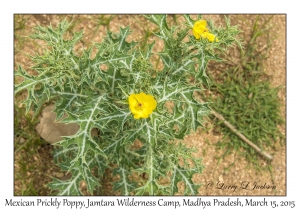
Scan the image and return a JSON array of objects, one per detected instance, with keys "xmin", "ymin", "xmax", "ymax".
[
  {"xmin": 204, "ymin": 15, "xmax": 284, "ymax": 169},
  {"xmin": 14, "ymin": 15, "xmax": 239, "ymax": 195}
]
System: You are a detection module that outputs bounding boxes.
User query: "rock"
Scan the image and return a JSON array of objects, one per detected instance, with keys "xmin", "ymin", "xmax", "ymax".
[
  {"xmin": 36, "ymin": 105, "xmax": 80, "ymax": 144},
  {"xmin": 19, "ymin": 138, "xmax": 25, "ymax": 143},
  {"xmin": 55, "ymin": 172, "xmax": 65, "ymax": 178}
]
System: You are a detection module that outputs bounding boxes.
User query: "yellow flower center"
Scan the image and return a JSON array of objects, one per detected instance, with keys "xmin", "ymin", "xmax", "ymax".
[
  {"xmin": 135, "ymin": 102, "xmax": 144, "ymax": 111},
  {"xmin": 128, "ymin": 92, "xmax": 157, "ymax": 119}
]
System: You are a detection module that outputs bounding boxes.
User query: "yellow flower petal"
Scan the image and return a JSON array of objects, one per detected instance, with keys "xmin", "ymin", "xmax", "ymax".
[
  {"xmin": 193, "ymin": 20, "xmax": 208, "ymax": 40},
  {"xmin": 128, "ymin": 92, "xmax": 157, "ymax": 119},
  {"xmin": 194, "ymin": 20, "xmax": 207, "ymax": 28},
  {"xmin": 206, "ymin": 32, "xmax": 215, "ymax": 42}
]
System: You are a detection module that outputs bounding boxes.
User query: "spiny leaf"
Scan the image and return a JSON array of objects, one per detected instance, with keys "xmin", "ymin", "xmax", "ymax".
[
  {"xmin": 112, "ymin": 166, "xmax": 137, "ymax": 195},
  {"xmin": 144, "ymin": 15, "xmax": 169, "ymax": 31},
  {"xmin": 106, "ymin": 26, "xmax": 137, "ymax": 52}
]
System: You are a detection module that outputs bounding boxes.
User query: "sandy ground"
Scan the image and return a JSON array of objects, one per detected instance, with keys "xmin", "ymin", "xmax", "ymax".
[{"xmin": 14, "ymin": 14, "xmax": 286, "ymax": 195}]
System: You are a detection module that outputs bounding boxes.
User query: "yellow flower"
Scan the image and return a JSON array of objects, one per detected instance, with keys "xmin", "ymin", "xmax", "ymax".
[
  {"xmin": 193, "ymin": 20, "xmax": 218, "ymax": 42},
  {"xmin": 203, "ymin": 32, "xmax": 219, "ymax": 42},
  {"xmin": 128, "ymin": 92, "xmax": 157, "ymax": 119},
  {"xmin": 192, "ymin": 20, "xmax": 208, "ymax": 39}
]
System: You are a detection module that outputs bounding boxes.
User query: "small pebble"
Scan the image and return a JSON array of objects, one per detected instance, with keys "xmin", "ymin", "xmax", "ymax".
[{"xmin": 19, "ymin": 138, "xmax": 25, "ymax": 143}]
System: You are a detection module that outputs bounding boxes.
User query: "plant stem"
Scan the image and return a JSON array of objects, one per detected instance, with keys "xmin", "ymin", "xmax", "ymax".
[{"xmin": 177, "ymin": 47, "xmax": 198, "ymax": 63}]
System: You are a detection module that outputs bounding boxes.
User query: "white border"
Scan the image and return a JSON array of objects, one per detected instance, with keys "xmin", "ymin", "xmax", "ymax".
[{"xmin": 2, "ymin": 0, "xmax": 298, "ymax": 209}]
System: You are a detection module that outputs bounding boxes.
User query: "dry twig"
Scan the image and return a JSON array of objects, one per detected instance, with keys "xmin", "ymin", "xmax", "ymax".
[{"xmin": 196, "ymin": 92, "xmax": 273, "ymax": 161}]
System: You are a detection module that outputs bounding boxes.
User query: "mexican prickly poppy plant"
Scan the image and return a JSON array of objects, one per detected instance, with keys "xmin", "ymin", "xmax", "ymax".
[{"xmin": 14, "ymin": 15, "xmax": 240, "ymax": 195}]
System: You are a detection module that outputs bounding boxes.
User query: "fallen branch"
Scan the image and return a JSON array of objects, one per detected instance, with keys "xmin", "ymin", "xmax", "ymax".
[{"xmin": 196, "ymin": 93, "xmax": 273, "ymax": 161}]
